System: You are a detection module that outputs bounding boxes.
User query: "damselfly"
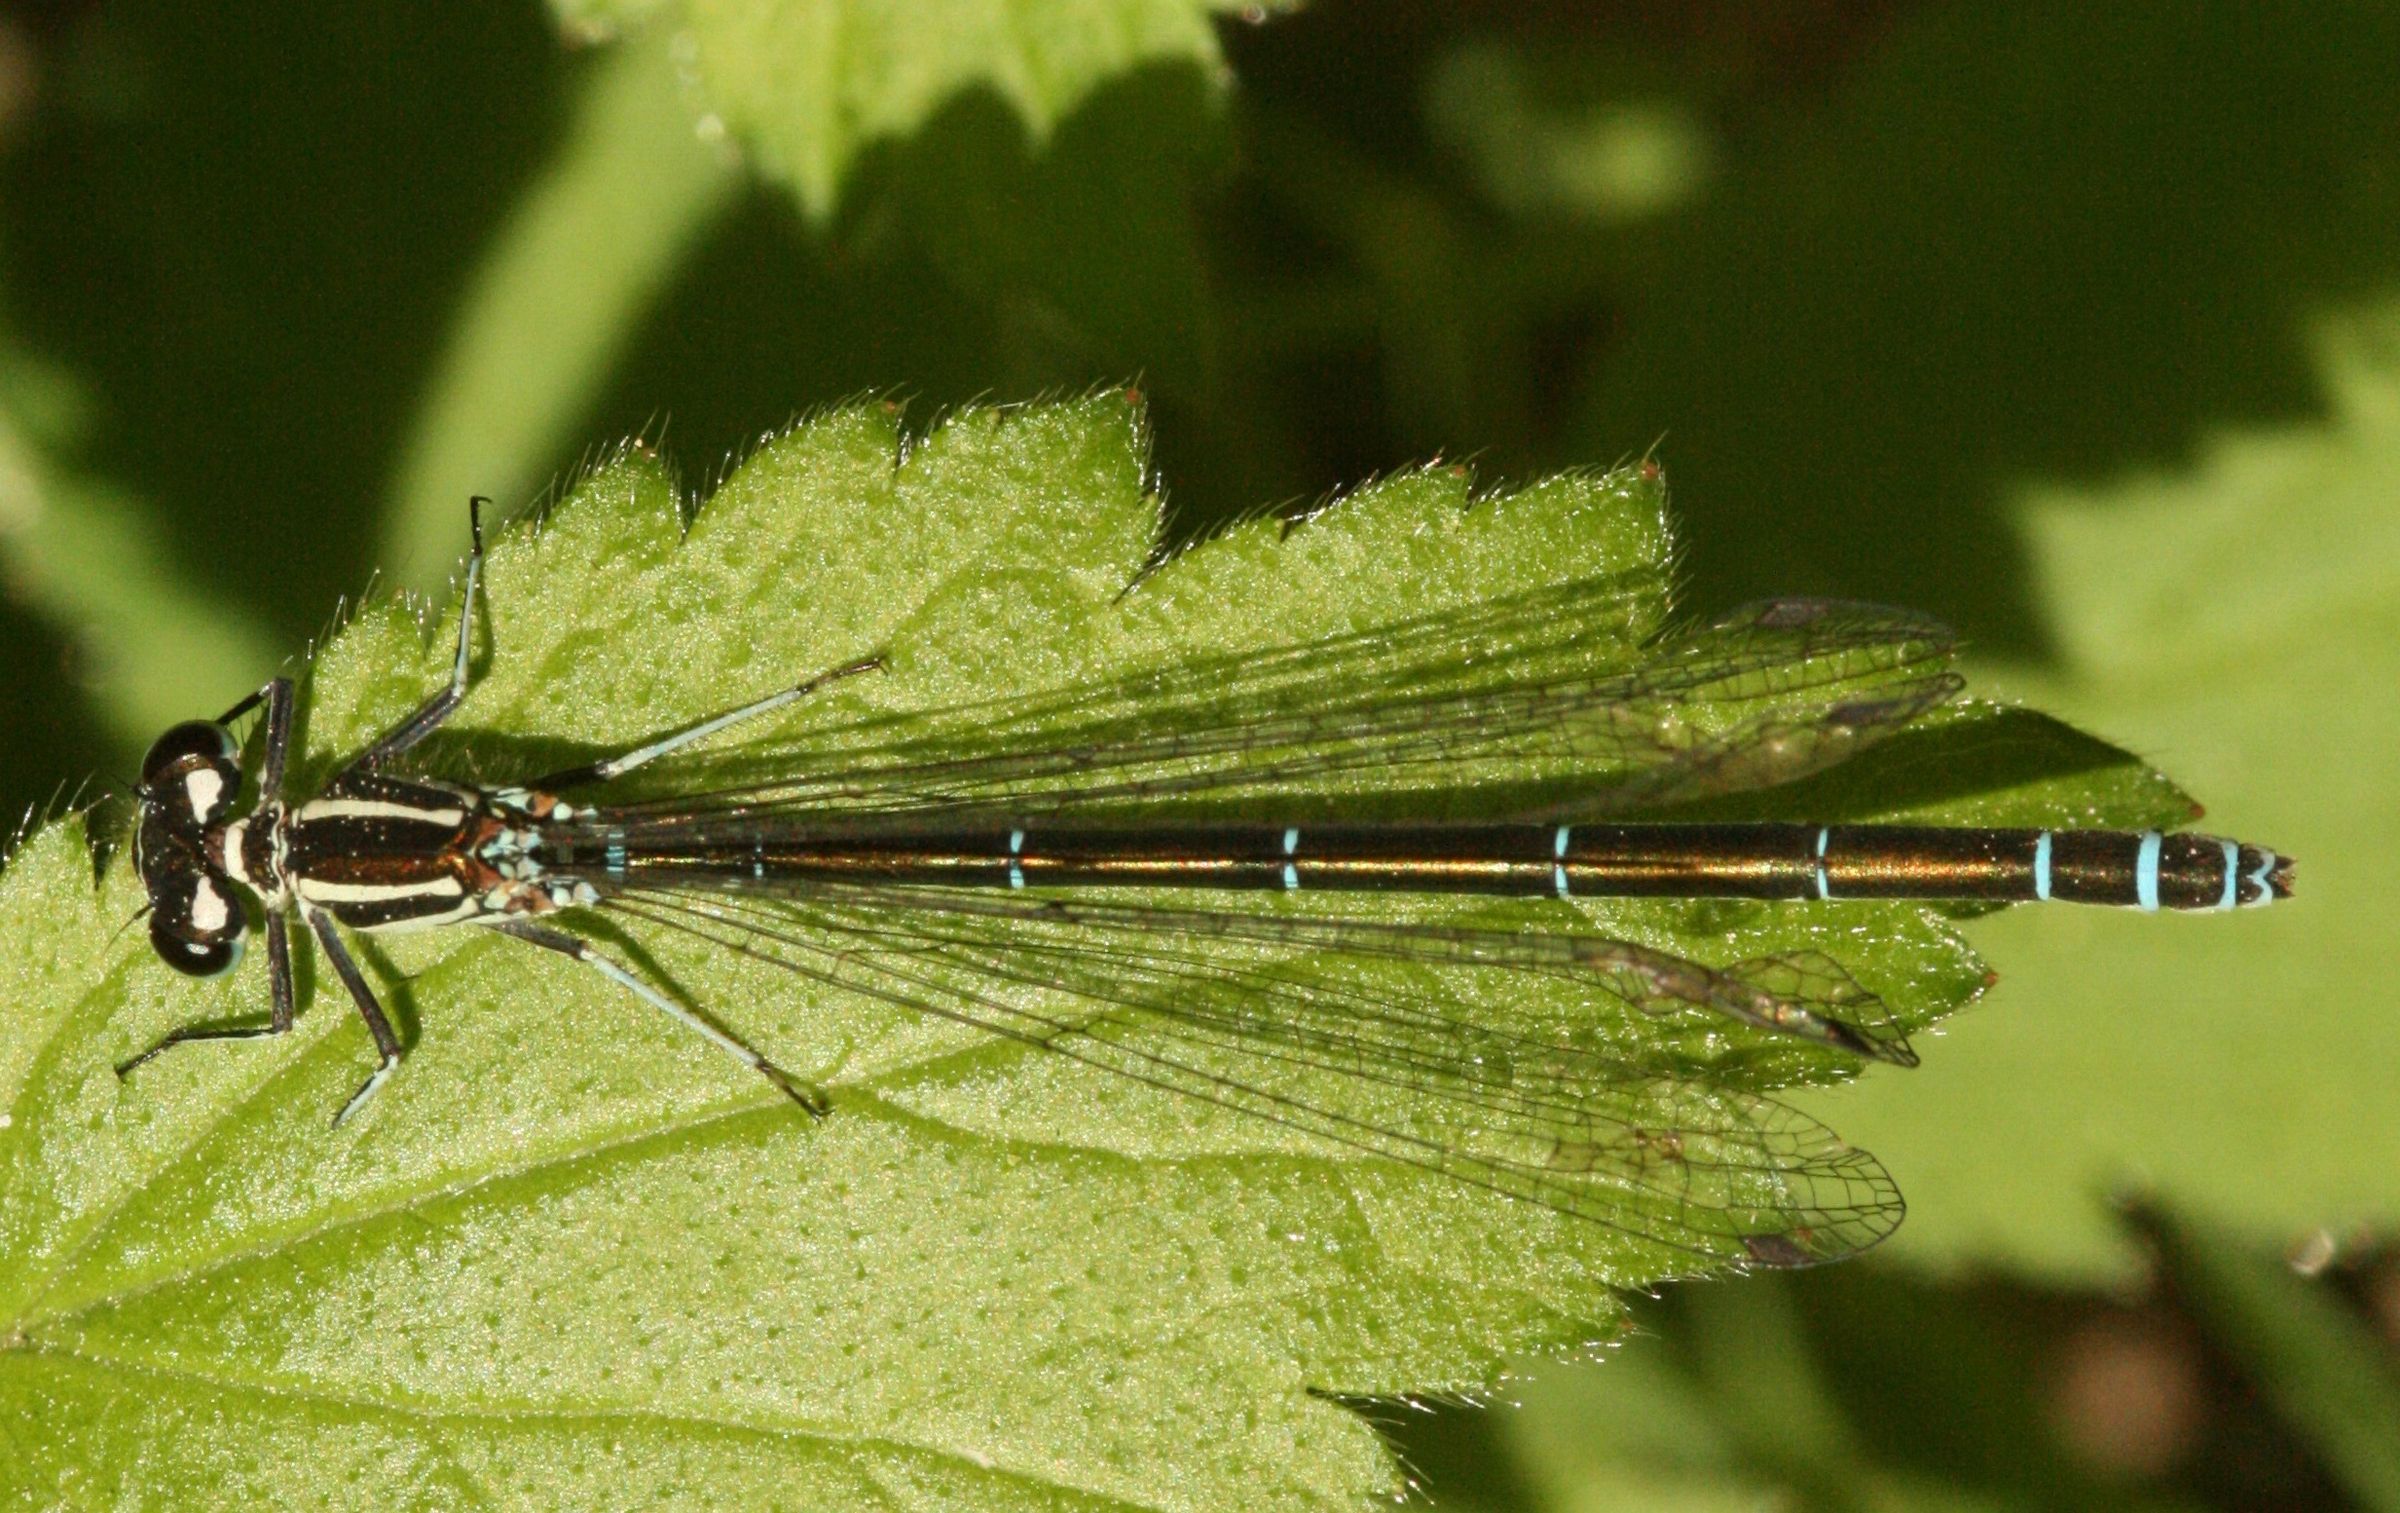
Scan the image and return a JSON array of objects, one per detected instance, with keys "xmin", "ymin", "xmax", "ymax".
[{"xmin": 121, "ymin": 499, "xmax": 2291, "ymax": 1272}]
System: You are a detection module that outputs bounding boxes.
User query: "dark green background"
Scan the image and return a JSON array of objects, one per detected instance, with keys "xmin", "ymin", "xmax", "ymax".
[{"xmin": 4, "ymin": 2, "xmax": 2394, "ymax": 1508}]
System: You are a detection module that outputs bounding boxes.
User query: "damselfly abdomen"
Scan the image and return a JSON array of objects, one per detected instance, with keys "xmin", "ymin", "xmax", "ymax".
[{"xmin": 123, "ymin": 499, "xmax": 2291, "ymax": 1272}]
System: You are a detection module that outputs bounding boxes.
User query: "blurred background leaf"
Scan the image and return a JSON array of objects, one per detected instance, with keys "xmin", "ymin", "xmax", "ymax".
[
  {"xmin": 2, "ymin": 0, "xmax": 2394, "ymax": 1508},
  {"xmin": 619, "ymin": 0, "xmax": 1269, "ymax": 218}
]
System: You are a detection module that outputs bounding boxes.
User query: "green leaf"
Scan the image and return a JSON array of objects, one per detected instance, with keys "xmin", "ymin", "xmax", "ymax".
[
  {"xmin": 2, "ymin": 397, "xmax": 2163, "ymax": 1507},
  {"xmin": 553, "ymin": 0, "xmax": 1280, "ymax": 219},
  {"xmin": 1823, "ymin": 300, "xmax": 2400, "ymax": 1278}
]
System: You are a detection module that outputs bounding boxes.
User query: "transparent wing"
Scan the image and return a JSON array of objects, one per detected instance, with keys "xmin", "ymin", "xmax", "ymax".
[
  {"xmin": 601, "ymin": 877, "xmax": 1908, "ymax": 1272},
  {"xmin": 602, "ymin": 590, "xmax": 1961, "ymax": 829}
]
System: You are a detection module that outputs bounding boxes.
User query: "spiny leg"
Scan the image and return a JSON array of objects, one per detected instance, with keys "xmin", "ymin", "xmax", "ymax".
[
  {"xmin": 116, "ymin": 911, "xmax": 299, "ymax": 1076},
  {"xmin": 307, "ymin": 909, "xmax": 407, "ymax": 1127},
  {"xmin": 214, "ymin": 675, "xmax": 299, "ymax": 801},
  {"xmin": 488, "ymin": 917, "xmax": 831, "ymax": 1115},
  {"xmin": 529, "ymin": 656, "xmax": 884, "ymax": 791},
  {"xmin": 353, "ymin": 496, "xmax": 490, "ymax": 771}
]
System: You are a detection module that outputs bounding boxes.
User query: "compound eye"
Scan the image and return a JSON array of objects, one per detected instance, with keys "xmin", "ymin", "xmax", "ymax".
[
  {"xmin": 139, "ymin": 721, "xmax": 241, "ymax": 825},
  {"xmin": 150, "ymin": 927, "xmax": 245, "ymax": 978},
  {"xmin": 147, "ymin": 869, "xmax": 249, "ymax": 978},
  {"xmin": 141, "ymin": 721, "xmax": 237, "ymax": 785}
]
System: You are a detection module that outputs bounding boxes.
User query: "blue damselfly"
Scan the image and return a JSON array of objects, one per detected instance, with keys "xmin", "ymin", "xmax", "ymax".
[{"xmin": 122, "ymin": 500, "xmax": 2291, "ymax": 1271}]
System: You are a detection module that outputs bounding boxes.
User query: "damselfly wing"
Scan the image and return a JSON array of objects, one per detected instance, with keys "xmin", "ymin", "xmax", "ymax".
[{"xmin": 123, "ymin": 500, "xmax": 2291, "ymax": 1275}]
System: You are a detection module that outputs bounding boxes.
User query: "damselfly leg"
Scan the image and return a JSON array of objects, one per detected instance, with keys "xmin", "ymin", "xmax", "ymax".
[
  {"xmin": 112, "ymin": 911, "xmax": 298, "ymax": 1072},
  {"xmin": 310, "ymin": 910, "xmax": 406, "ymax": 1125},
  {"xmin": 352, "ymin": 497, "xmax": 489, "ymax": 769},
  {"xmin": 528, "ymin": 655, "xmax": 883, "ymax": 791},
  {"xmin": 490, "ymin": 918, "xmax": 833, "ymax": 1115}
]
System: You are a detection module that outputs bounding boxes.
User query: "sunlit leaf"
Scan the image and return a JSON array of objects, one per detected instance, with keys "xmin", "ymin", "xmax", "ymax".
[{"xmin": 1, "ymin": 398, "xmax": 2169, "ymax": 1507}]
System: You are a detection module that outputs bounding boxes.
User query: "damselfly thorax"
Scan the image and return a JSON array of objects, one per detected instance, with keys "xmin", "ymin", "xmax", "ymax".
[{"xmin": 120, "ymin": 499, "xmax": 2292, "ymax": 1273}]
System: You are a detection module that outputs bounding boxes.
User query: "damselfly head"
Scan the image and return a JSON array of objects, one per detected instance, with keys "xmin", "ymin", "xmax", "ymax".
[{"xmin": 135, "ymin": 720, "xmax": 250, "ymax": 978}]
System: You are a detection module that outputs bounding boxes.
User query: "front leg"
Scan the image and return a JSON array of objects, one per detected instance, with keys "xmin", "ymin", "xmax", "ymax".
[
  {"xmin": 115, "ymin": 912, "xmax": 300, "ymax": 1077},
  {"xmin": 350, "ymin": 496, "xmax": 490, "ymax": 773},
  {"xmin": 210, "ymin": 675, "xmax": 299, "ymax": 801}
]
